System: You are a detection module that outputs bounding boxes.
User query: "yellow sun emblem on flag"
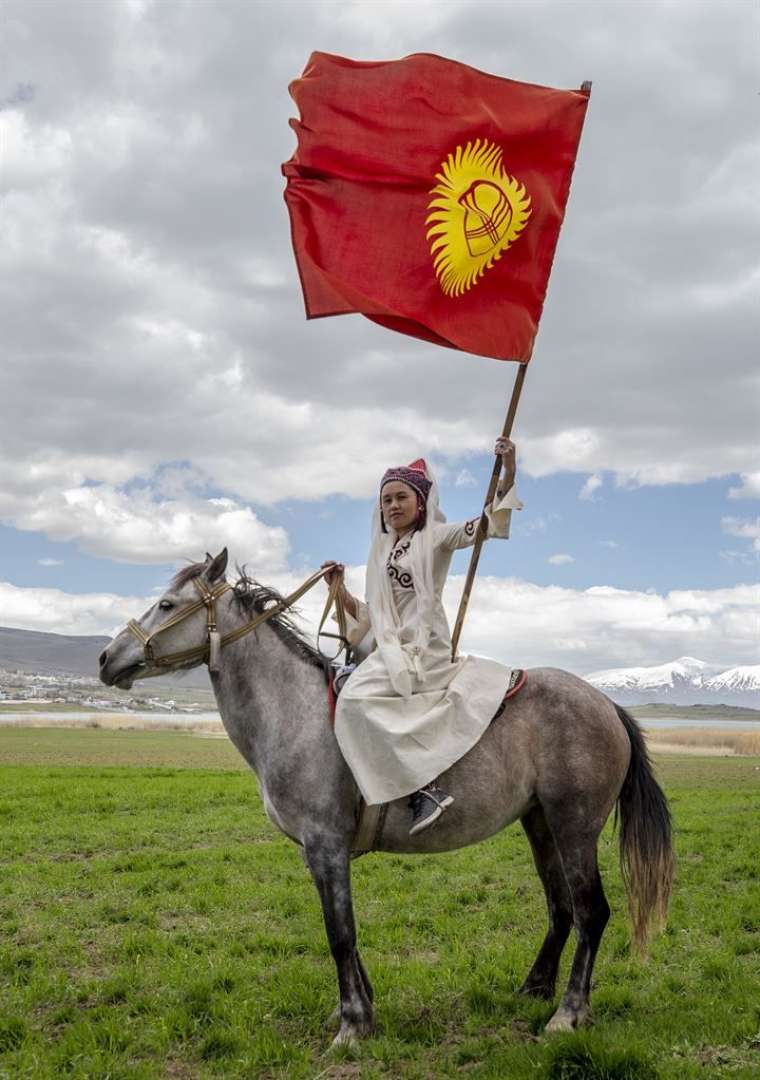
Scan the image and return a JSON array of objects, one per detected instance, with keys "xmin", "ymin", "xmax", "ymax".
[{"xmin": 426, "ymin": 139, "xmax": 532, "ymax": 297}]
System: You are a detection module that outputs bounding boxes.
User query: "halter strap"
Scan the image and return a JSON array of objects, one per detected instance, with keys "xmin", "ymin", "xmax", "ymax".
[
  {"xmin": 126, "ymin": 567, "xmax": 348, "ymax": 671},
  {"xmin": 127, "ymin": 579, "xmax": 231, "ymax": 666}
]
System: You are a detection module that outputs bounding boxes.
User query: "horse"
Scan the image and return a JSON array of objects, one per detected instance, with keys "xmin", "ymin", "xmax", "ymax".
[{"xmin": 99, "ymin": 548, "xmax": 673, "ymax": 1049}]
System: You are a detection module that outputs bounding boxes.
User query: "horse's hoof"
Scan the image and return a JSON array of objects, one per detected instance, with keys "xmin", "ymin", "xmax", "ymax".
[
  {"xmin": 330, "ymin": 1026, "xmax": 359, "ymax": 1053},
  {"xmin": 330, "ymin": 1019, "xmax": 372, "ymax": 1052},
  {"xmin": 545, "ymin": 1005, "xmax": 586, "ymax": 1034}
]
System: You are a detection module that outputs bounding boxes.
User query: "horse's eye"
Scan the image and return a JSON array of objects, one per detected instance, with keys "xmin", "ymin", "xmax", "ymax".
[{"xmin": 159, "ymin": 600, "xmax": 174, "ymax": 611}]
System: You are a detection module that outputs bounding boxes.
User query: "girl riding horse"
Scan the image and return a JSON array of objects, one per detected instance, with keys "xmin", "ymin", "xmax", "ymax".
[{"xmin": 323, "ymin": 437, "xmax": 522, "ymax": 834}]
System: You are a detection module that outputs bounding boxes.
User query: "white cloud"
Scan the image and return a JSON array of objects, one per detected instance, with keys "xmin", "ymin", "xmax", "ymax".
[
  {"xmin": 729, "ymin": 472, "xmax": 760, "ymax": 500},
  {"xmin": 722, "ymin": 516, "xmax": 760, "ymax": 555},
  {"xmin": 3, "ymin": 573, "xmax": 757, "ymax": 674},
  {"xmin": 38, "ymin": 558, "xmax": 63, "ymax": 567},
  {"xmin": 1, "ymin": 482, "xmax": 289, "ymax": 567},
  {"xmin": 579, "ymin": 473, "xmax": 602, "ymax": 501},
  {"xmin": 443, "ymin": 577, "xmax": 760, "ymax": 672},
  {"xmin": 454, "ymin": 468, "xmax": 477, "ymax": 488},
  {"xmin": 600, "ymin": 540, "xmax": 618, "ymax": 549},
  {"xmin": 519, "ymin": 513, "xmax": 559, "ymax": 535},
  {"xmin": 0, "ymin": 109, "xmax": 72, "ymax": 187},
  {"xmin": 548, "ymin": 553, "xmax": 574, "ymax": 565},
  {"xmin": 0, "ymin": 581, "xmax": 147, "ymax": 638},
  {"xmin": 519, "ymin": 430, "xmax": 601, "ymax": 477},
  {"xmin": 320, "ymin": 0, "xmax": 463, "ymax": 40},
  {"xmin": 720, "ymin": 549, "xmax": 754, "ymax": 566}
]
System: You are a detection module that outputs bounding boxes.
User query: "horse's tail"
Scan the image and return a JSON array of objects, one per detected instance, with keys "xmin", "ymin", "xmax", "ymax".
[{"xmin": 614, "ymin": 704, "xmax": 674, "ymax": 956}]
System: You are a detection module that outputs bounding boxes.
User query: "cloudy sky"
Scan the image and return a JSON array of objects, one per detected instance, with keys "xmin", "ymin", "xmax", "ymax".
[{"xmin": 1, "ymin": 0, "xmax": 758, "ymax": 674}]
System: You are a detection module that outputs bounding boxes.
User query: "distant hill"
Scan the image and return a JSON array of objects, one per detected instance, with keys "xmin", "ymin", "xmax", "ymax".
[
  {"xmin": 0, "ymin": 626, "xmax": 211, "ymax": 688},
  {"xmin": 4, "ymin": 629, "xmax": 759, "ymax": 706}
]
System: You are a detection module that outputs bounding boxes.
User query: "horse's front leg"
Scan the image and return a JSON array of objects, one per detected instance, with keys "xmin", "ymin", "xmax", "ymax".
[{"xmin": 304, "ymin": 834, "xmax": 374, "ymax": 1049}]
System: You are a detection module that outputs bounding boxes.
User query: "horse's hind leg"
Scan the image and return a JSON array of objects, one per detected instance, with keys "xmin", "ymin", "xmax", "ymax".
[
  {"xmin": 304, "ymin": 835, "xmax": 374, "ymax": 1049},
  {"xmin": 519, "ymin": 804, "xmax": 573, "ymax": 1000},
  {"xmin": 540, "ymin": 809, "xmax": 611, "ymax": 1033}
]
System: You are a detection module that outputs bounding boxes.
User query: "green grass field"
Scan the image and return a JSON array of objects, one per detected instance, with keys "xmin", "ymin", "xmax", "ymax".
[{"xmin": 0, "ymin": 729, "xmax": 758, "ymax": 1079}]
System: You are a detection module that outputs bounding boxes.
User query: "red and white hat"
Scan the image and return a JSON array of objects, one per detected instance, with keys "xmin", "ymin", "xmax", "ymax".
[{"xmin": 380, "ymin": 458, "xmax": 432, "ymax": 502}]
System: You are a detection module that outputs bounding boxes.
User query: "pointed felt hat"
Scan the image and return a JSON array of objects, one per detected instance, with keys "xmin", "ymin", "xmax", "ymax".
[{"xmin": 380, "ymin": 458, "xmax": 432, "ymax": 501}]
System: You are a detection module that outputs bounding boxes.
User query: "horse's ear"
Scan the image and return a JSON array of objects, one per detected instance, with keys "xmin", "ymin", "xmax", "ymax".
[
  {"xmin": 206, "ymin": 548, "xmax": 228, "ymax": 582},
  {"xmin": 204, "ymin": 552, "xmax": 213, "ymax": 563}
]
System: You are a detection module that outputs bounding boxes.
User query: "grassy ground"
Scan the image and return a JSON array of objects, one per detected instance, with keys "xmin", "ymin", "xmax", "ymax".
[{"xmin": 0, "ymin": 729, "xmax": 758, "ymax": 1079}]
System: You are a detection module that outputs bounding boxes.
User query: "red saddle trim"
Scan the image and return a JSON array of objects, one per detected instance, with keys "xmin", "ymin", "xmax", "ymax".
[
  {"xmin": 504, "ymin": 669, "xmax": 527, "ymax": 700},
  {"xmin": 493, "ymin": 670, "xmax": 527, "ymax": 721},
  {"xmin": 327, "ymin": 667, "xmax": 337, "ymax": 725}
]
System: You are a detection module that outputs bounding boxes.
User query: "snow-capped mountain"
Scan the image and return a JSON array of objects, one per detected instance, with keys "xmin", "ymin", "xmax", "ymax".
[
  {"xmin": 585, "ymin": 657, "xmax": 760, "ymax": 707},
  {"xmin": 703, "ymin": 666, "xmax": 760, "ymax": 699}
]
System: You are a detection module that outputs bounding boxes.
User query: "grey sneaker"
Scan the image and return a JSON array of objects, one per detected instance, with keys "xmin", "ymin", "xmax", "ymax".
[{"xmin": 408, "ymin": 785, "xmax": 454, "ymax": 836}]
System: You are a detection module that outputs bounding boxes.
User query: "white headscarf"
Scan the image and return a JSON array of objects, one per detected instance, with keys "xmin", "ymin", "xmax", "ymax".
[{"xmin": 365, "ymin": 463, "xmax": 445, "ymax": 699}]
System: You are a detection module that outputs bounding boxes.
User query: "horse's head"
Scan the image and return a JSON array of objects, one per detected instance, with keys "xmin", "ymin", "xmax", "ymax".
[{"xmin": 99, "ymin": 548, "xmax": 229, "ymax": 689}]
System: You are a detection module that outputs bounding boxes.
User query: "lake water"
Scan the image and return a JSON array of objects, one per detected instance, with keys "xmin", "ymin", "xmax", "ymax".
[
  {"xmin": 636, "ymin": 716, "xmax": 760, "ymax": 731},
  {"xmin": 1, "ymin": 711, "xmax": 759, "ymax": 731}
]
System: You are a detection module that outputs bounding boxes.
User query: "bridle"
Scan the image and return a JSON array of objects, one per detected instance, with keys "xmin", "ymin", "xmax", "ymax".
[{"xmin": 126, "ymin": 567, "xmax": 348, "ymax": 674}]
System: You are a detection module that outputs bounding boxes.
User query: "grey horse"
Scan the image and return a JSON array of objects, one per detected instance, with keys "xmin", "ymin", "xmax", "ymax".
[{"xmin": 99, "ymin": 548, "xmax": 673, "ymax": 1048}]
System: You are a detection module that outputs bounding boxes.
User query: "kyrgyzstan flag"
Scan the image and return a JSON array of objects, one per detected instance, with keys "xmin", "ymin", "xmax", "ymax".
[{"xmin": 283, "ymin": 52, "xmax": 590, "ymax": 363}]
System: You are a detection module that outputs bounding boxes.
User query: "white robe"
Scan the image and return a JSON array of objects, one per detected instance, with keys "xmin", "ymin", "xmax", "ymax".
[{"xmin": 334, "ymin": 487, "xmax": 523, "ymax": 805}]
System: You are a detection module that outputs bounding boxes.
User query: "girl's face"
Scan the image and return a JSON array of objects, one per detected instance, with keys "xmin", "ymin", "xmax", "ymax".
[{"xmin": 381, "ymin": 481, "xmax": 419, "ymax": 536}]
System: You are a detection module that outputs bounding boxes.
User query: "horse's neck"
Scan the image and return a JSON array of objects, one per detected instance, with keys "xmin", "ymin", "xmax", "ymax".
[{"xmin": 211, "ymin": 594, "xmax": 328, "ymax": 779}]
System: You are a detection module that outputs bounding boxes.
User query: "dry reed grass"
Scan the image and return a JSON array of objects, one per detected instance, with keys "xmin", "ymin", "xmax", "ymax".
[
  {"xmin": 0, "ymin": 712, "xmax": 224, "ymax": 734},
  {"xmin": 646, "ymin": 727, "xmax": 760, "ymax": 756}
]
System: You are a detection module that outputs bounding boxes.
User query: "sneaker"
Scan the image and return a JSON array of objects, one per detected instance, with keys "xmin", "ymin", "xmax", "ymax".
[{"xmin": 408, "ymin": 785, "xmax": 454, "ymax": 836}]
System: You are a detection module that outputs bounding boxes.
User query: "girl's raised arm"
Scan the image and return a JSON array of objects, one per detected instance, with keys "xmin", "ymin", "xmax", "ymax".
[{"xmin": 435, "ymin": 438, "xmax": 522, "ymax": 551}]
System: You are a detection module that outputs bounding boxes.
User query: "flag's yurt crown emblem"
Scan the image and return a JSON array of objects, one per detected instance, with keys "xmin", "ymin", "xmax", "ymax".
[
  {"xmin": 426, "ymin": 139, "xmax": 531, "ymax": 297},
  {"xmin": 459, "ymin": 181, "xmax": 510, "ymax": 256}
]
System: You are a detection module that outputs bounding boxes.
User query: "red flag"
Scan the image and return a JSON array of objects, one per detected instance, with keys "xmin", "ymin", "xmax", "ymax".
[{"xmin": 283, "ymin": 53, "xmax": 589, "ymax": 363}]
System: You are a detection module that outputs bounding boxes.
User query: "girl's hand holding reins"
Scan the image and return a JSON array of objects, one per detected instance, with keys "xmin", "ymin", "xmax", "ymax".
[
  {"xmin": 321, "ymin": 560, "xmax": 345, "ymax": 587},
  {"xmin": 321, "ymin": 561, "xmax": 359, "ymax": 620}
]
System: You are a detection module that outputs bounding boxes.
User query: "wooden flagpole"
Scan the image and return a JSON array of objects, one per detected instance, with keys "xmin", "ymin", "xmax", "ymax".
[{"xmin": 450, "ymin": 362, "xmax": 527, "ymax": 660}]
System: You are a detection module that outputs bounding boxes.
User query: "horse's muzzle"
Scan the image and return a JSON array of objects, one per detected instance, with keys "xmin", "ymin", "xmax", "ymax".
[{"xmin": 99, "ymin": 642, "xmax": 143, "ymax": 689}]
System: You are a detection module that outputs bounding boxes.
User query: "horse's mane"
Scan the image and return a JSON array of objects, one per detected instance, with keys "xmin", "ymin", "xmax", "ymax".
[
  {"xmin": 170, "ymin": 561, "xmax": 325, "ymax": 671},
  {"xmin": 171, "ymin": 562, "xmax": 210, "ymax": 590}
]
